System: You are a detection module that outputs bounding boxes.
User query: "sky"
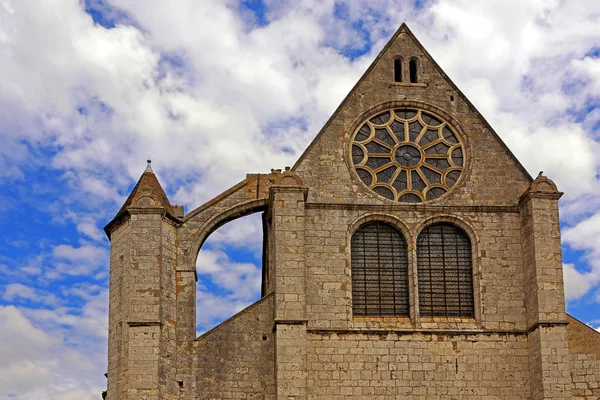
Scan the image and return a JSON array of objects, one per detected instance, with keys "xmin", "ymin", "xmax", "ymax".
[{"xmin": 0, "ymin": 0, "xmax": 599, "ymax": 398}]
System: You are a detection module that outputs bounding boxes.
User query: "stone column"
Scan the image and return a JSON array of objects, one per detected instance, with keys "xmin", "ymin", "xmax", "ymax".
[
  {"xmin": 269, "ymin": 171, "xmax": 309, "ymax": 400},
  {"xmin": 106, "ymin": 206, "xmax": 179, "ymax": 400},
  {"xmin": 175, "ymin": 267, "xmax": 196, "ymax": 400},
  {"xmin": 519, "ymin": 173, "xmax": 572, "ymax": 399}
]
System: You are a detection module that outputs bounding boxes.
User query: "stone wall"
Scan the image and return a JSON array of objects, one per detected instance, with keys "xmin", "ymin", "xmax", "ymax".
[
  {"xmin": 568, "ymin": 316, "xmax": 600, "ymax": 399},
  {"xmin": 307, "ymin": 331, "xmax": 530, "ymax": 399},
  {"xmin": 106, "ymin": 219, "xmax": 130, "ymax": 399},
  {"xmin": 106, "ymin": 209, "xmax": 180, "ymax": 400},
  {"xmin": 304, "ymin": 207, "xmax": 527, "ymax": 331},
  {"xmin": 570, "ymin": 354, "xmax": 600, "ymax": 399},
  {"xmin": 194, "ymin": 294, "xmax": 275, "ymax": 399},
  {"xmin": 568, "ymin": 315, "xmax": 600, "ymax": 358}
]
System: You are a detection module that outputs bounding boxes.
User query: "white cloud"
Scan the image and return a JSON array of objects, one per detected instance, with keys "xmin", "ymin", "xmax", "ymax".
[
  {"xmin": 196, "ymin": 248, "xmax": 261, "ymax": 302},
  {"xmin": 0, "ymin": 305, "xmax": 105, "ymax": 399},
  {"xmin": 195, "ymin": 215, "xmax": 264, "ymax": 331},
  {"xmin": 58, "ymin": 211, "xmax": 105, "ymax": 242},
  {"xmin": 563, "ymin": 212, "xmax": 600, "ymax": 253},
  {"xmin": 3, "ymin": 283, "xmax": 60, "ymax": 306},
  {"xmin": 50, "ymin": 244, "xmax": 108, "ymax": 277},
  {"xmin": 563, "ymin": 263, "xmax": 599, "ymax": 301},
  {"xmin": 203, "ymin": 213, "xmax": 264, "ymax": 253},
  {"xmin": 22, "ymin": 286, "xmax": 109, "ymax": 339},
  {"xmin": 196, "ymin": 289, "xmax": 258, "ymax": 333},
  {"xmin": 572, "ymin": 56, "xmax": 600, "ymax": 97},
  {"xmin": 20, "ymin": 265, "xmax": 41, "ymax": 275},
  {"xmin": 499, "ymin": 121, "xmax": 599, "ymax": 200},
  {"xmin": 562, "ymin": 213, "xmax": 600, "ymax": 300}
]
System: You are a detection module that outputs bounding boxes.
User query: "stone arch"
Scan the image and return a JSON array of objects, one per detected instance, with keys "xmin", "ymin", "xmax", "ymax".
[
  {"xmin": 414, "ymin": 214, "xmax": 480, "ymax": 246},
  {"xmin": 347, "ymin": 213, "xmax": 416, "ymax": 322},
  {"xmin": 174, "ymin": 191, "xmax": 270, "ymax": 360},
  {"xmin": 413, "ymin": 214, "xmax": 482, "ymax": 324},
  {"xmin": 186, "ymin": 198, "xmax": 269, "ymax": 266},
  {"xmin": 348, "ymin": 213, "xmax": 414, "ymax": 250}
]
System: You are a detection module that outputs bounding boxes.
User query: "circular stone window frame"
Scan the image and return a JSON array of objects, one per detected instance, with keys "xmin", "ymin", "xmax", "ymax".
[{"xmin": 346, "ymin": 101, "xmax": 472, "ymax": 204}]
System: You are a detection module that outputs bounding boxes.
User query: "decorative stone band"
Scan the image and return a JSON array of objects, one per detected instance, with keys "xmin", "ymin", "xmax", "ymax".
[
  {"xmin": 127, "ymin": 206, "xmax": 170, "ymax": 213},
  {"xmin": 306, "ymin": 324, "xmax": 566, "ymax": 336},
  {"xmin": 519, "ymin": 190, "xmax": 563, "ymax": 206},
  {"xmin": 274, "ymin": 319, "xmax": 309, "ymax": 325},
  {"xmin": 127, "ymin": 321, "xmax": 162, "ymax": 327},
  {"xmin": 305, "ymin": 202, "xmax": 520, "ymax": 213},
  {"xmin": 525, "ymin": 320, "xmax": 569, "ymax": 335}
]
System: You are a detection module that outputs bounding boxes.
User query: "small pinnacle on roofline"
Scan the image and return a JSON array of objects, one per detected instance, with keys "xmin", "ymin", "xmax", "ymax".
[{"xmin": 145, "ymin": 159, "xmax": 153, "ymax": 173}]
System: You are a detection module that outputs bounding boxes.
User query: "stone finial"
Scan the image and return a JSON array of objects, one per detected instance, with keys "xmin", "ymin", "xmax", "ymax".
[
  {"xmin": 529, "ymin": 172, "xmax": 559, "ymax": 194},
  {"xmin": 145, "ymin": 159, "xmax": 153, "ymax": 173}
]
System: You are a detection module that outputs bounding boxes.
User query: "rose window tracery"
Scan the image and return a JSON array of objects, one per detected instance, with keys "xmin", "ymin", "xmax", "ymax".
[{"xmin": 350, "ymin": 108, "xmax": 465, "ymax": 202}]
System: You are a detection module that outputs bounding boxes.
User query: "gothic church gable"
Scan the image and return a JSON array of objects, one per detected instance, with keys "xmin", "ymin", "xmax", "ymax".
[
  {"xmin": 104, "ymin": 22, "xmax": 600, "ymax": 400},
  {"xmin": 293, "ymin": 24, "xmax": 532, "ymax": 206}
]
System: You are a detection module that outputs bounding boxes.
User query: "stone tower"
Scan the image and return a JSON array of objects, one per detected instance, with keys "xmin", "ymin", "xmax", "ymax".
[{"xmin": 105, "ymin": 24, "xmax": 600, "ymax": 399}]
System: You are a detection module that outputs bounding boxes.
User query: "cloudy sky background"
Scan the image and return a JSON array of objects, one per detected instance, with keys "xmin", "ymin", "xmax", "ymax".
[{"xmin": 1, "ymin": 0, "xmax": 600, "ymax": 398}]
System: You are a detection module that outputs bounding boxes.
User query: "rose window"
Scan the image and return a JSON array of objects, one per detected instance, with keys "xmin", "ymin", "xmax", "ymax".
[{"xmin": 350, "ymin": 108, "xmax": 465, "ymax": 202}]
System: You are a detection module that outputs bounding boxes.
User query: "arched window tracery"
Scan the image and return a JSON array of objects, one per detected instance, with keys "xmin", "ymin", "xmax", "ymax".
[
  {"xmin": 351, "ymin": 221, "xmax": 409, "ymax": 316},
  {"xmin": 417, "ymin": 223, "xmax": 474, "ymax": 317}
]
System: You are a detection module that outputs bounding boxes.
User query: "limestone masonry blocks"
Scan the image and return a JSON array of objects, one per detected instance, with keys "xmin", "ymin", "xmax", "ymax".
[{"xmin": 105, "ymin": 24, "xmax": 600, "ymax": 399}]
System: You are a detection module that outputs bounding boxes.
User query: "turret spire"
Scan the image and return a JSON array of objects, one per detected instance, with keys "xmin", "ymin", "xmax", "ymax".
[{"xmin": 104, "ymin": 159, "xmax": 179, "ymax": 237}]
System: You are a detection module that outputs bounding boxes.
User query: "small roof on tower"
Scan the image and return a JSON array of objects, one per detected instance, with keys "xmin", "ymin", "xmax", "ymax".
[{"xmin": 104, "ymin": 160, "xmax": 179, "ymax": 238}]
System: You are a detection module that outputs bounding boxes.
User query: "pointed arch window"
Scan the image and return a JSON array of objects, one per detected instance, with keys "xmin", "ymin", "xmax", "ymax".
[
  {"xmin": 417, "ymin": 223, "xmax": 474, "ymax": 317},
  {"xmin": 351, "ymin": 221, "xmax": 409, "ymax": 316},
  {"xmin": 409, "ymin": 58, "xmax": 419, "ymax": 83}
]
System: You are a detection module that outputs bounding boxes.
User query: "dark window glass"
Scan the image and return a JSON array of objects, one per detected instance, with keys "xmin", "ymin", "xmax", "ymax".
[
  {"xmin": 409, "ymin": 59, "xmax": 418, "ymax": 83},
  {"xmin": 351, "ymin": 222, "xmax": 409, "ymax": 316},
  {"xmin": 417, "ymin": 223, "xmax": 474, "ymax": 317},
  {"xmin": 394, "ymin": 59, "xmax": 403, "ymax": 82}
]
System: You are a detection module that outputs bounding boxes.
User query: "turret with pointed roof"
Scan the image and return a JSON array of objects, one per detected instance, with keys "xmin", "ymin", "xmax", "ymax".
[
  {"xmin": 104, "ymin": 160, "xmax": 181, "ymax": 238},
  {"xmin": 104, "ymin": 160, "xmax": 181, "ymax": 399}
]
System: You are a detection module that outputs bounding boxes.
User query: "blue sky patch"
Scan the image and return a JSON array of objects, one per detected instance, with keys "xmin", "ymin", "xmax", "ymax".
[{"xmin": 240, "ymin": 0, "xmax": 269, "ymax": 27}]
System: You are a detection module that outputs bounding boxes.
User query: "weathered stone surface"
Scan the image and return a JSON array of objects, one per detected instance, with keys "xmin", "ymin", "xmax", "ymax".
[
  {"xmin": 195, "ymin": 295, "xmax": 275, "ymax": 399},
  {"xmin": 105, "ymin": 23, "xmax": 600, "ymax": 400}
]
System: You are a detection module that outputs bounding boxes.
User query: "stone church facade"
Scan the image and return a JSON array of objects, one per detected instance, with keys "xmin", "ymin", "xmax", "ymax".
[{"xmin": 104, "ymin": 24, "xmax": 600, "ymax": 399}]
